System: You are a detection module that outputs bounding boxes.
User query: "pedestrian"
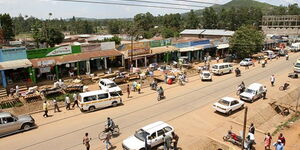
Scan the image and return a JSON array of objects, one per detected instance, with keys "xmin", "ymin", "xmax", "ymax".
[
  {"xmin": 15, "ymin": 85, "xmax": 19, "ymax": 96},
  {"xmin": 65, "ymin": 96, "xmax": 71, "ymax": 110},
  {"xmin": 172, "ymin": 132, "xmax": 179, "ymax": 150},
  {"xmin": 247, "ymin": 132, "xmax": 255, "ymax": 149},
  {"xmin": 72, "ymin": 93, "xmax": 79, "ymax": 108},
  {"xmin": 278, "ymin": 133, "xmax": 286, "ymax": 146},
  {"xmin": 264, "ymin": 133, "xmax": 272, "ymax": 150},
  {"xmin": 43, "ymin": 100, "xmax": 49, "ymax": 117},
  {"xmin": 163, "ymin": 133, "xmax": 172, "ymax": 150},
  {"xmin": 136, "ymin": 82, "xmax": 141, "ymax": 94},
  {"xmin": 285, "ymin": 54, "xmax": 289, "ymax": 60},
  {"xmin": 270, "ymin": 75, "xmax": 275, "ymax": 87},
  {"xmin": 132, "ymin": 81, "xmax": 137, "ymax": 92},
  {"xmin": 263, "ymin": 86, "xmax": 267, "ymax": 99},
  {"xmin": 216, "ymin": 56, "xmax": 219, "ymax": 63},
  {"xmin": 249, "ymin": 123, "xmax": 255, "ymax": 134},
  {"xmin": 53, "ymin": 99, "xmax": 61, "ymax": 113},
  {"xmin": 252, "ymin": 59, "xmax": 255, "ymax": 67},
  {"xmin": 164, "ymin": 73, "xmax": 168, "ymax": 83},
  {"xmin": 102, "ymin": 130, "xmax": 113, "ymax": 150},
  {"xmin": 126, "ymin": 84, "xmax": 130, "ymax": 98},
  {"xmin": 273, "ymin": 140, "xmax": 284, "ymax": 150},
  {"xmin": 204, "ymin": 56, "xmax": 207, "ymax": 64},
  {"xmin": 83, "ymin": 133, "xmax": 91, "ymax": 150}
]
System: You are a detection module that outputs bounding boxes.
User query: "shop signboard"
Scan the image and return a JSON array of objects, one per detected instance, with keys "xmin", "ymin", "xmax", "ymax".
[
  {"xmin": 37, "ymin": 60, "xmax": 55, "ymax": 67},
  {"xmin": 0, "ymin": 47, "xmax": 27, "ymax": 62},
  {"xmin": 150, "ymin": 39, "xmax": 172, "ymax": 48},
  {"xmin": 27, "ymin": 45, "xmax": 81, "ymax": 59},
  {"xmin": 81, "ymin": 44, "xmax": 101, "ymax": 52}
]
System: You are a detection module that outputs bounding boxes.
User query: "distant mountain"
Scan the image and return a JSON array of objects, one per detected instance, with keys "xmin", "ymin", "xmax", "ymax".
[{"xmin": 194, "ymin": 0, "xmax": 277, "ymax": 15}]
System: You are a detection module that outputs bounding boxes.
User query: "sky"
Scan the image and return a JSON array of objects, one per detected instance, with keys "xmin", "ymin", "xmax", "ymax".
[{"xmin": 0, "ymin": 0, "xmax": 299, "ymax": 19}]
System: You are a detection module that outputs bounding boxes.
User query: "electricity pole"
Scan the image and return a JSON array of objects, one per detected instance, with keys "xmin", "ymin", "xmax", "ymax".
[{"xmin": 241, "ymin": 106, "xmax": 248, "ymax": 150}]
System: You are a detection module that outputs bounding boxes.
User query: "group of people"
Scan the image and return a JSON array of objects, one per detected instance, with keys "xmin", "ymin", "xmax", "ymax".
[
  {"xmin": 264, "ymin": 133, "xmax": 286, "ymax": 150},
  {"xmin": 42, "ymin": 93, "xmax": 79, "ymax": 118},
  {"xmin": 162, "ymin": 132, "xmax": 179, "ymax": 150}
]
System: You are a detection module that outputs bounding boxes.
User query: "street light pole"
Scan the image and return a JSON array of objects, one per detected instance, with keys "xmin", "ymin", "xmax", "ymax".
[{"xmin": 241, "ymin": 106, "xmax": 248, "ymax": 150}]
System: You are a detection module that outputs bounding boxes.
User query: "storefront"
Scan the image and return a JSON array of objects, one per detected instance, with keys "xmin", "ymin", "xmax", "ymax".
[
  {"xmin": 150, "ymin": 46, "xmax": 179, "ymax": 64},
  {"xmin": 0, "ymin": 47, "xmax": 31, "ymax": 88}
]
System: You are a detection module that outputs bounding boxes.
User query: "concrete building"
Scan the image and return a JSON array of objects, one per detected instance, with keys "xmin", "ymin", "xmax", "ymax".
[{"xmin": 262, "ymin": 15, "xmax": 300, "ymax": 36}]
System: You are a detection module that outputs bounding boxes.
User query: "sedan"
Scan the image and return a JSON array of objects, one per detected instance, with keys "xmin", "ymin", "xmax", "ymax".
[
  {"xmin": 200, "ymin": 71, "xmax": 212, "ymax": 81},
  {"xmin": 239, "ymin": 58, "xmax": 253, "ymax": 66},
  {"xmin": 213, "ymin": 97, "xmax": 245, "ymax": 115}
]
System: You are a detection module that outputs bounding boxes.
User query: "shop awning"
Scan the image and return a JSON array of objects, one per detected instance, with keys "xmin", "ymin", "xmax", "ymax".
[
  {"xmin": 0, "ymin": 59, "xmax": 32, "ymax": 70},
  {"xmin": 179, "ymin": 46, "xmax": 196, "ymax": 52},
  {"xmin": 150, "ymin": 46, "xmax": 179, "ymax": 54},
  {"xmin": 217, "ymin": 44, "xmax": 229, "ymax": 49}
]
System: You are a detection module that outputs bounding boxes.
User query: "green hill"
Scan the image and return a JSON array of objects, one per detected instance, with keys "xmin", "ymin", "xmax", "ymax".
[{"xmin": 194, "ymin": 0, "xmax": 277, "ymax": 15}]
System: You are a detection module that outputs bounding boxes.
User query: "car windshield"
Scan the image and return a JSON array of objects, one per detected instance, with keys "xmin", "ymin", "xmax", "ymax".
[
  {"xmin": 203, "ymin": 73, "xmax": 210, "ymax": 76},
  {"xmin": 218, "ymin": 99, "xmax": 230, "ymax": 106},
  {"xmin": 134, "ymin": 129, "xmax": 149, "ymax": 141},
  {"xmin": 212, "ymin": 65, "xmax": 218, "ymax": 69},
  {"xmin": 243, "ymin": 59, "xmax": 250, "ymax": 62},
  {"xmin": 295, "ymin": 63, "xmax": 300, "ymax": 68},
  {"xmin": 107, "ymin": 83, "xmax": 117, "ymax": 88},
  {"xmin": 245, "ymin": 88, "xmax": 255, "ymax": 94}
]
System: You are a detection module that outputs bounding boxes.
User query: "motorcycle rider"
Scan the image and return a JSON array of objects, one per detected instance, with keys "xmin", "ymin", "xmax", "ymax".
[
  {"xmin": 157, "ymin": 86, "xmax": 164, "ymax": 100},
  {"xmin": 237, "ymin": 82, "xmax": 245, "ymax": 94},
  {"xmin": 150, "ymin": 80, "xmax": 157, "ymax": 90},
  {"xmin": 235, "ymin": 67, "xmax": 241, "ymax": 77},
  {"xmin": 106, "ymin": 117, "xmax": 115, "ymax": 133},
  {"xmin": 283, "ymin": 82, "xmax": 290, "ymax": 90}
]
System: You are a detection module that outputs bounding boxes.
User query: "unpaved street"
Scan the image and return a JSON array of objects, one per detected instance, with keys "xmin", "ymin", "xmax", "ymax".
[{"xmin": 1, "ymin": 53, "xmax": 299, "ymax": 150}]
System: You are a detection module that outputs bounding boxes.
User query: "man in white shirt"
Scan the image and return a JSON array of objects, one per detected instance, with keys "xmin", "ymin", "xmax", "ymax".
[
  {"xmin": 270, "ymin": 75, "xmax": 275, "ymax": 86},
  {"xmin": 65, "ymin": 96, "xmax": 71, "ymax": 110}
]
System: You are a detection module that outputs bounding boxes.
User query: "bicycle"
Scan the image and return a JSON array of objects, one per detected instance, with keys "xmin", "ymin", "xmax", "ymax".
[
  {"xmin": 98, "ymin": 125, "xmax": 120, "ymax": 140},
  {"xmin": 279, "ymin": 83, "xmax": 290, "ymax": 91}
]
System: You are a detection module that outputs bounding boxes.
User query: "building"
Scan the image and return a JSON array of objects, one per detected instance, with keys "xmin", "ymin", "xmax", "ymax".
[
  {"xmin": 262, "ymin": 15, "xmax": 300, "ymax": 36},
  {"xmin": 180, "ymin": 29, "xmax": 234, "ymax": 38}
]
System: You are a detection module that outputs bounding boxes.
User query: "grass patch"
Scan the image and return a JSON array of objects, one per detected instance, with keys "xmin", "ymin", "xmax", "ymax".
[
  {"xmin": 45, "ymin": 92, "xmax": 79, "ymax": 102},
  {"xmin": 272, "ymin": 114, "xmax": 300, "ymax": 136}
]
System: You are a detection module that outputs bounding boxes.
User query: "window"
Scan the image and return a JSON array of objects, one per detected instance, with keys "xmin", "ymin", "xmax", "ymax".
[
  {"xmin": 110, "ymin": 92, "xmax": 119, "ymax": 97},
  {"xmin": 2, "ymin": 117, "xmax": 15, "ymax": 124},
  {"xmin": 83, "ymin": 95, "xmax": 97, "ymax": 102},
  {"xmin": 148, "ymin": 132, "xmax": 156, "ymax": 140},
  {"xmin": 100, "ymin": 81, "xmax": 104, "ymax": 85},
  {"xmin": 98, "ymin": 93, "xmax": 109, "ymax": 100},
  {"xmin": 219, "ymin": 66, "xmax": 224, "ymax": 69},
  {"xmin": 163, "ymin": 126, "xmax": 172, "ymax": 133},
  {"xmin": 229, "ymin": 64, "xmax": 233, "ymax": 67},
  {"xmin": 231, "ymin": 100, "xmax": 239, "ymax": 106},
  {"xmin": 157, "ymin": 129, "xmax": 164, "ymax": 137}
]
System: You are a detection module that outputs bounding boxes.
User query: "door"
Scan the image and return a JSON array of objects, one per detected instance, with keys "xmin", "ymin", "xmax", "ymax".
[
  {"xmin": 230, "ymin": 100, "xmax": 239, "ymax": 111},
  {"xmin": 148, "ymin": 132, "xmax": 159, "ymax": 147},
  {"xmin": 0, "ymin": 117, "xmax": 18, "ymax": 135},
  {"xmin": 97, "ymin": 93, "xmax": 110, "ymax": 107},
  {"xmin": 154, "ymin": 129, "xmax": 165, "ymax": 147}
]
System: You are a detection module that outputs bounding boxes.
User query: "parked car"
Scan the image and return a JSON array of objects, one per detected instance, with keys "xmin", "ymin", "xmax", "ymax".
[
  {"xmin": 213, "ymin": 97, "xmax": 245, "ymax": 115},
  {"xmin": 149, "ymin": 63, "xmax": 159, "ymax": 71},
  {"xmin": 122, "ymin": 121, "xmax": 174, "ymax": 150},
  {"xmin": 211, "ymin": 63, "xmax": 233, "ymax": 75},
  {"xmin": 263, "ymin": 50, "xmax": 277, "ymax": 59},
  {"xmin": 239, "ymin": 58, "xmax": 253, "ymax": 66},
  {"xmin": 200, "ymin": 71, "xmax": 212, "ymax": 81},
  {"xmin": 240, "ymin": 83, "xmax": 266, "ymax": 102},
  {"xmin": 0, "ymin": 112, "xmax": 35, "ymax": 137},
  {"xmin": 98, "ymin": 79, "xmax": 122, "ymax": 95},
  {"xmin": 293, "ymin": 59, "xmax": 300, "ymax": 73}
]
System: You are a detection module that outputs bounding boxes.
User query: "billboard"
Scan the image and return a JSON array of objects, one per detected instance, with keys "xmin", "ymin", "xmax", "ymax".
[{"xmin": 27, "ymin": 45, "xmax": 81, "ymax": 59}]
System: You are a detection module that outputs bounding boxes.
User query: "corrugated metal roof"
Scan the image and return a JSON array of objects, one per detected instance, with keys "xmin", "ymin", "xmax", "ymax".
[
  {"xmin": 150, "ymin": 46, "xmax": 179, "ymax": 54},
  {"xmin": 180, "ymin": 29, "xmax": 205, "ymax": 35},
  {"xmin": 0, "ymin": 59, "xmax": 32, "ymax": 70}
]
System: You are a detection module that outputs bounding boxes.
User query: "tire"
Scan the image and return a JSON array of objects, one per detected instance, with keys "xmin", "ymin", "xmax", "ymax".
[
  {"xmin": 279, "ymin": 86, "xmax": 284, "ymax": 91},
  {"xmin": 251, "ymin": 99, "xmax": 254, "ymax": 103},
  {"xmin": 223, "ymin": 136, "xmax": 229, "ymax": 141},
  {"xmin": 21, "ymin": 123, "xmax": 31, "ymax": 130},
  {"xmin": 240, "ymin": 104, "xmax": 244, "ymax": 109},
  {"xmin": 220, "ymin": 72, "xmax": 223, "ymax": 75},
  {"xmin": 88, "ymin": 106, "xmax": 96, "ymax": 112},
  {"xmin": 112, "ymin": 101, "xmax": 118, "ymax": 107},
  {"xmin": 98, "ymin": 131, "xmax": 106, "ymax": 140},
  {"xmin": 113, "ymin": 126, "xmax": 120, "ymax": 134},
  {"xmin": 227, "ymin": 110, "xmax": 232, "ymax": 115}
]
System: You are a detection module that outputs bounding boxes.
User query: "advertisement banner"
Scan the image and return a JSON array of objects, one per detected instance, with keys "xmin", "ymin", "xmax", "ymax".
[
  {"xmin": 46, "ymin": 46, "xmax": 72, "ymax": 56},
  {"xmin": 27, "ymin": 45, "xmax": 81, "ymax": 59},
  {"xmin": 0, "ymin": 47, "xmax": 27, "ymax": 62}
]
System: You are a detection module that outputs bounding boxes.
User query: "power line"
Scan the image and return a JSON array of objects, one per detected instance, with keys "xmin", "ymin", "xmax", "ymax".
[
  {"xmin": 110, "ymin": 0, "xmax": 211, "ymax": 8},
  {"xmin": 171, "ymin": 0, "xmax": 220, "ymax": 5},
  {"xmin": 54, "ymin": 0, "xmax": 194, "ymax": 10}
]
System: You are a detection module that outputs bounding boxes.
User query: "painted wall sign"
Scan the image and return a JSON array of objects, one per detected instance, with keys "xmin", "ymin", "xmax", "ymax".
[
  {"xmin": 81, "ymin": 44, "xmax": 101, "ymax": 52},
  {"xmin": 46, "ymin": 46, "xmax": 72, "ymax": 56},
  {"xmin": 27, "ymin": 45, "xmax": 81, "ymax": 59}
]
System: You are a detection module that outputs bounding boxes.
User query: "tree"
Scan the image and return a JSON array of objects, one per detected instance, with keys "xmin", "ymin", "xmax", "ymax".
[
  {"xmin": 0, "ymin": 14, "xmax": 15, "ymax": 41},
  {"xmin": 202, "ymin": 7, "xmax": 219, "ymax": 29},
  {"xmin": 229, "ymin": 25, "xmax": 264, "ymax": 58},
  {"xmin": 100, "ymin": 36, "xmax": 121, "ymax": 45},
  {"xmin": 47, "ymin": 28, "xmax": 65, "ymax": 47},
  {"xmin": 32, "ymin": 24, "xmax": 64, "ymax": 48},
  {"xmin": 185, "ymin": 10, "xmax": 199, "ymax": 29},
  {"xmin": 287, "ymin": 4, "xmax": 300, "ymax": 15}
]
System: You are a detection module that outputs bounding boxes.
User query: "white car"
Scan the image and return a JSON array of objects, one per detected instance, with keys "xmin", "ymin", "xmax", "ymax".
[
  {"xmin": 239, "ymin": 58, "xmax": 253, "ymax": 66},
  {"xmin": 213, "ymin": 97, "xmax": 245, "ymax": 115},
  {"xmin": 98, "ymin": 79, "xmax": 122, "ymax": 95},
  {"xmin": 240, "ymin": 83, "xmax": 265, "ymax": 103},
  {"xmin": 200, "ymin": 71, "xmax": 212, "ymax": 81},
  {"xmin": 122, "ymin": 121, "xmax": 174, "ymax": 150}
]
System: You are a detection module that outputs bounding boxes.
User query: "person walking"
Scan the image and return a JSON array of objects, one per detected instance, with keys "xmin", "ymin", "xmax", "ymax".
[
  {"xmin": 249, "ymin": 123, "xmax": 255, "ymax": 134},
  {"xmin": 53, "ymin": 99, "xmax": 60, "ymax": 113},
  {"xmin": 102, "ymin": 130, "xmax": 113, "ymax": 150},
  {"xmin": 72, "ymin": 93, "xmax": 79, "ymax": 108},
  {"xmin": 172, "ymin": 132, "xmax": 179, "ymax": 150},
  {"xmin": 273, "ymin": 140, "xmax": 284, "ymax": 150},
  {"xmin": 247, "ymin": 132, "xmax": 255, "ymax": 150},
  {"xmin": 43, "ymin": 100, "xmax": 49, "ymax": 117},
  {"xmin": 163, "ymin": 133, "xmax": 172, "ymax": 150},
  {"xmin": 126, "ymin": 84, "xmax": 130, "ymax": 98},
  {"xmin": 263, "ymin": 86, "xmax": 267, "ymax": 99},
  {"xmin": 136, "ymin": 82, "xmax": 141, "ymax": 94},
  {"xmin": 83, "ymin": 133, "xmax": 91, "ymax": 150},
  {"xmin": 264, "ymin": 133, "xmax": 272, "ymax": 150},
  {"xmin": 278, "ymin": 133, "xmax": 286, "ymax": 146},
  {"xmin": 270, "ymin": 75, "xmax": 275, "ymax": 87},
  {"xmin": 216, "ymin": 56, "xmax": 219, "ymax": 63},
  {"xmin": 65, "ymin": 96, "xmax": 71, "ymax": 110},
  {"xmin": 132, "ymin": 81, "xmax": 137, "ymax": 92}
]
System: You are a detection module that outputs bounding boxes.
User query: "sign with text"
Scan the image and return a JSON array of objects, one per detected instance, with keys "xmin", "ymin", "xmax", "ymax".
[{"xmin": 46, "ymin": 46, "xmax": 72, "ymax": 56}]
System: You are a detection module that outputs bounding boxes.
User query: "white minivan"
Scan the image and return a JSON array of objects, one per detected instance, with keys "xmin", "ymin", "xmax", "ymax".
[
  {"xmin": 78, "ymin": 90, "xmax": 122, "ymax": 112},
  {"xmin": 211, "ymin": 63, "xmax": 233, "ymax": 75}
]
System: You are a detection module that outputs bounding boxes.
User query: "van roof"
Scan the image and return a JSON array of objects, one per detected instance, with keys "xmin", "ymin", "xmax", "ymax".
[
  {"xmin": 100, "ymin": 79, "xmax": 114, "ymax": 84},
  {"xmin": 212, "ymin": 63, "xmax": 232, "ymax": 66},
  {"xmin": 79, "ymin": 90, "xmax": 107, "ymax": 97},
  {"xmin": 248, "ymin": 83, "xmax": 263, "ymax": 90},
  {"xmin": 142, "ymin": 121, "xmax": 172, "ymax": 134}
]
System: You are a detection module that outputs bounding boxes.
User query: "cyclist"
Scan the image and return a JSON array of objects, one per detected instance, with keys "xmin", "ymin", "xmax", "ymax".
[{"xmin": 106, "ymin": 117, "xmax": 115, "ymax": 133}]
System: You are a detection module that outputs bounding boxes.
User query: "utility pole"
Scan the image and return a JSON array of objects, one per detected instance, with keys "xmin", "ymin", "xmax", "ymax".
[
  {"xmin": 131, "ymin": 34, "xmax": 133, "ymax": 71},
  {"xmin": 296, "ymin": 90, "xmax": 300, "ymax": 115},
  {"xmin": 241, "ymin": 106, "xmax": 248, "ymax": 150}
]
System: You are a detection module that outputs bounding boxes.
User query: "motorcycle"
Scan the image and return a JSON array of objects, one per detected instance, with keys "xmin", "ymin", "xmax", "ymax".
[
  {"xmin": 150, "ymin": 82, "xmax": 158, "ymax": 90},
  {"xmin": 279, "ymin": 83, "xmax": 290, "ymax": 91},
  {"xmin": 157, "ymin": 89, "xmax": 165, "ymax": 101},
  {"xmin": 223, "ymin": 130, "xmax": 243, "ymax": 146},
  {"xmin": 236, "ymin": 85, "xmax": 245, "ymax": 95},
  {"xmin": 235, "ymin": 69, "xmax": 241, "ymax": 77}
]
